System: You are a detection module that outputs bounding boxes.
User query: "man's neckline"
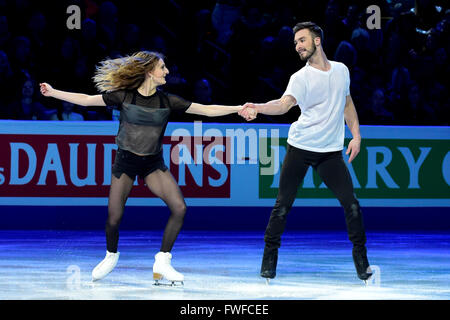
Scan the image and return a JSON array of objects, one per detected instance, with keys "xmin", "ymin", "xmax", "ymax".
[{"xmin": 306, "ymin": 60, "xmax": 333, "ymax": 73}]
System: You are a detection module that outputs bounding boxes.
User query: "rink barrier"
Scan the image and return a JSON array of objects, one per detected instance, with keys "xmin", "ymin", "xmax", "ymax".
[{"xmin": 0, "ymin": 121, "xmax": 449, "ymax": 208}]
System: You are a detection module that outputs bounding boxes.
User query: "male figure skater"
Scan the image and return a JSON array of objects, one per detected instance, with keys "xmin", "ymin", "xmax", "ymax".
[{"xmin": 240, "ymin": 22, "xmax": 372, "ymax": 283}]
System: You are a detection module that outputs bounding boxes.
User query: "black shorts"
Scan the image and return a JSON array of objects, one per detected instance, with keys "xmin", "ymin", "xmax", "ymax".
[{"xmin": 112, "ymin": 148, "xmax": 168, "ymax": 180}]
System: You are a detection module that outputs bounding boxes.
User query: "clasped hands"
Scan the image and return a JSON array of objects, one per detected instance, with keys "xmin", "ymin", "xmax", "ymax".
[{"xmin": 238, "ymin": 103, "xmax": 258, "ymax": 121}]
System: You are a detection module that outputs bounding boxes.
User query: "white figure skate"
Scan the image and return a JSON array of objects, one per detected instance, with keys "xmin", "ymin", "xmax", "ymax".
[
  {"xmin": 153, "ymin": 252, "xmax": 184, "ymax": 286},
  {"xmin": 92, "ymin": 251, "xmax": 120, "ymax": 281}
]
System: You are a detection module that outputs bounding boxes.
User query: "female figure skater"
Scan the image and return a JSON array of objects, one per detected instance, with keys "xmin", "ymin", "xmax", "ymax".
[{"xmin": 40, "ymin": 51, "xmax": 246, "ymax": 285}]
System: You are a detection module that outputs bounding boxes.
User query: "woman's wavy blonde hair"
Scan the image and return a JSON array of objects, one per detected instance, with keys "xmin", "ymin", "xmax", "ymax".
[{"xmin": 93, "ymin": 51, "xmax": 164, "ymax": 92}]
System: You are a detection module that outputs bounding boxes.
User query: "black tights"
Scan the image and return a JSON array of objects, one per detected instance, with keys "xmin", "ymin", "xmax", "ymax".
[
  {"xmin": 106, "ymin": 170, "xmax": 186, "ymax": 253},
  {"xmin": 264, "ymin": 144, "xmax": 367, "ymax": 250}
]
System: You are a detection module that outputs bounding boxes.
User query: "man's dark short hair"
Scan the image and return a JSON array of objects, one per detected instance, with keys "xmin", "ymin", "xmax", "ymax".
[{"xmin": 293, "ymin": 22, "xmax": 324, "ymax": 43}]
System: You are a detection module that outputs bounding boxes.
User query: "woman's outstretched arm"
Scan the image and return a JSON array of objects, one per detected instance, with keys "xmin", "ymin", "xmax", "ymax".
[
  {"xmin": 40, "ymin": 83, "xmax": 106, "ymax": 106},
  {"xmin": 185, "ymin": 102, "xmax": 244, "ymax": 117}
]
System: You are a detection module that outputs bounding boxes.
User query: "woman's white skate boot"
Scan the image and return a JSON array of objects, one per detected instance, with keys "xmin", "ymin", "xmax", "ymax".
[
  {"xmin": 153, "ymin": 252, "xmax": 184, "ymax": 286},
  {"xmin": 92, "ymin": 251, "xmax": 120, "ymax": 281}
]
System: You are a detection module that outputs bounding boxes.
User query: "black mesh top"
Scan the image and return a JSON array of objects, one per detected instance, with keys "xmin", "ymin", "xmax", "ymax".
[{"xmin": 102, "ymin": 89, "xmax": 192, "ymax": 155}]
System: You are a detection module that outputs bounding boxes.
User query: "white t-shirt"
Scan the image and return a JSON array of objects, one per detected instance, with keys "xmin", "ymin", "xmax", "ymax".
[{"xmin": 283, "ymin": 60, "xmax": 350, "ymax": 152}]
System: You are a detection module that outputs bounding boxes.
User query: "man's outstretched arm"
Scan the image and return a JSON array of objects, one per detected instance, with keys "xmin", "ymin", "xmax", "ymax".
[{"xmin": 239, "ymin": 95, "xmax": 297, "ymax": 120}]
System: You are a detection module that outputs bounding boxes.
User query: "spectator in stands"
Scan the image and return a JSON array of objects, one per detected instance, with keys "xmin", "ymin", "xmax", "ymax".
[
  {"xmin": 9, "ymin": 77, "xmax": 54, "ymax": 120},
  {"xmin": 211, "ymin": 0, "xmax": 242, "ymax": 46},
  {"xmin": 61, "ymin": 101, "xmax": 84, "ymax": 121},
  {"xmin": 0, "ymin": 15, "xmax": 11, "ymax": 49},
  {"xmin": 80, "ymin": 18, "xmax": 107, "ymax": 66},
  {"xmin": 0, "ymin": 0, "xmax": 448, "ymax": 126},
  {"xmin": 193, "ymin": 78, "xmax": 213, "ymax": 105},
  {"xmin": 386, "ymin": 66, "xmax": 412, "ymax": 114},
  {"xmin": 97, "ymin": 1, "xmax": 119, "ymax": 53},
  {"xmin": 10, "ymin": 36, "xmax": 33, "ymax": 76},
  {"xmin": 334, "ymin": 40, "xmax": 357, "ymax": 70},
  {"xmin": 402, "ymin": 82, "xmax": 437, "ymax": 125},
  {"xmin": 0, "ymin": 50, "xmax": 15, "ymax": 118},
  {"xmin": 362, "ymin": 88, "xmax": 395, "ymax": 125}
]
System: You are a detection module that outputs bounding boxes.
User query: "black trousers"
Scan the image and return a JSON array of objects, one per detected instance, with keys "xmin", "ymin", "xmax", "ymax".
[{"xmin": 264, "ymin": 143, "xmax": 367, "ymax": 250}]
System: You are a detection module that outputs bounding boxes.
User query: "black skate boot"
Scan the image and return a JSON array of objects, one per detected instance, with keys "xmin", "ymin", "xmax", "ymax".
[
  {"xmin": 260, "ymin": 246, "xmax": 278, "ymax": 282},
  {"xmin": 345, "ymin": 203, "xmax": 371, "ymax": 283},
  {"xmin": 352, "ymin": 246, "xmax": 372, "ymax": 282}
]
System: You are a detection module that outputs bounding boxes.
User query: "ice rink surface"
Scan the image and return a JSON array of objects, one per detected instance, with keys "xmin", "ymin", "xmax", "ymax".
[{"xmin": 0, "ymin": 230, "xmax": 449, "ymax": 300}]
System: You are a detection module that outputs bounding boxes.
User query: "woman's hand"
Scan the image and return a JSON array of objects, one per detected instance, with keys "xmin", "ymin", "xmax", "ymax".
[
  {"xmin": 239, "ymin": 103, "xmax": 258, "ymax": 121},
  {"xmin": 40, "ymin": 83, "xmax": 54, "ymax": 97}
]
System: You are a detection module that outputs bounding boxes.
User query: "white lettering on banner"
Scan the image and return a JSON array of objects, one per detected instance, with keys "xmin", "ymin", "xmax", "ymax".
[
  {"xmin": 443, "ymin": 151, "xmax": 450, "ymax": 186},
  {"xmin": 397, "ymin": 147, "xmax": 431, "ymax": 189},
  {"xmin": 10, "ymin": 143, "xmax": 37, "ymax": 185},
  {"xmin": 69, "ymin": 143, "xmax": 97, "ymax": 186},
  {"xmin": 366, "ymin": 146, "xmax": 399, "ymax": 188},
  {"xmin": 38, "ymin": 144, "xmax": 67, "ymax": 186},
  {"xmin": 102, "ymin": 144, "xmax": 117, "ymax": 185},
  {"xmin": 208, "ymin": 145, "xmax": 228, "ymax": 187},
  {"xmin": 259, "ymin": 129, "xmax": 280, "ymax": 176},
  {"xmin": 0, "ymin": 167, "xmax": 4, "ymax": 185}
]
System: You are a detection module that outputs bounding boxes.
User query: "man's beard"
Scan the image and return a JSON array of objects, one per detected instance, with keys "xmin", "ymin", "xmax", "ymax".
[{"xmin": 299, "ymin": 45, "xmax": 316, "ymax": 61}]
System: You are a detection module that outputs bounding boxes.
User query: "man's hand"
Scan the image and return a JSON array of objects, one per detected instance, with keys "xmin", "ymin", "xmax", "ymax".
[
  {"xmin": 346, "ymin": 138, "xmax": 361, "ymax": 163},
  {"xmin": 239, "ymin": 102, "xmax": 258, "ymax": 121}
]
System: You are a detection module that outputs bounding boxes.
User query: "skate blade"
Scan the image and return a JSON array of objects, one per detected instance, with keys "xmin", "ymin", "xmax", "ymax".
[
  {"xmin": 153, "ymin": 272, "xmax": 184, "ymax": 286},
  {"xmin": 153, "ymin": 279, "xmax": 184, "ymax": 287},
  {"xmin": 362, "ymin": 274, "xmax": 374, "ymax": 286},
  {"xmin": 265, "ymin": 278, "xmax": 270, "ymax": 285}
]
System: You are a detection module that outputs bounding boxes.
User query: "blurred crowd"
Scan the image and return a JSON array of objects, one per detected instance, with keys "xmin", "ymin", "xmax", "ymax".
[{"xmin": 0, "ymin": 0, "xmax": 448, "ymax": 125}]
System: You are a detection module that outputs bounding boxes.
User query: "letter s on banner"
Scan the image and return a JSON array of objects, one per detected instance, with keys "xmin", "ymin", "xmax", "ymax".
[
  {"xmin": 0, "ymin": 167, "xmax": 4, "ymax": 185},
  {"xmin": 10, "ymin": 143, "xmax": 37, "ymax": 185}
]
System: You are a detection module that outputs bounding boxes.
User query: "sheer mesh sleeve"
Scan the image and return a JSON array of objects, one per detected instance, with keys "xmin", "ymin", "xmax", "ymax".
[
  {"xmin": 167, "ymin": 93, "xmax": 192, "ymax": 112},
  {"xmin": 102, "ymin": 90, "xmax": 127, "ymax": 109}
]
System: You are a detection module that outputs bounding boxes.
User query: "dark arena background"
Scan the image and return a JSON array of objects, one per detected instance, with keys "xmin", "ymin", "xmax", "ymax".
[{"xmin": 0, "ymin": 0, "xmax": 449, "ymax": 308}]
